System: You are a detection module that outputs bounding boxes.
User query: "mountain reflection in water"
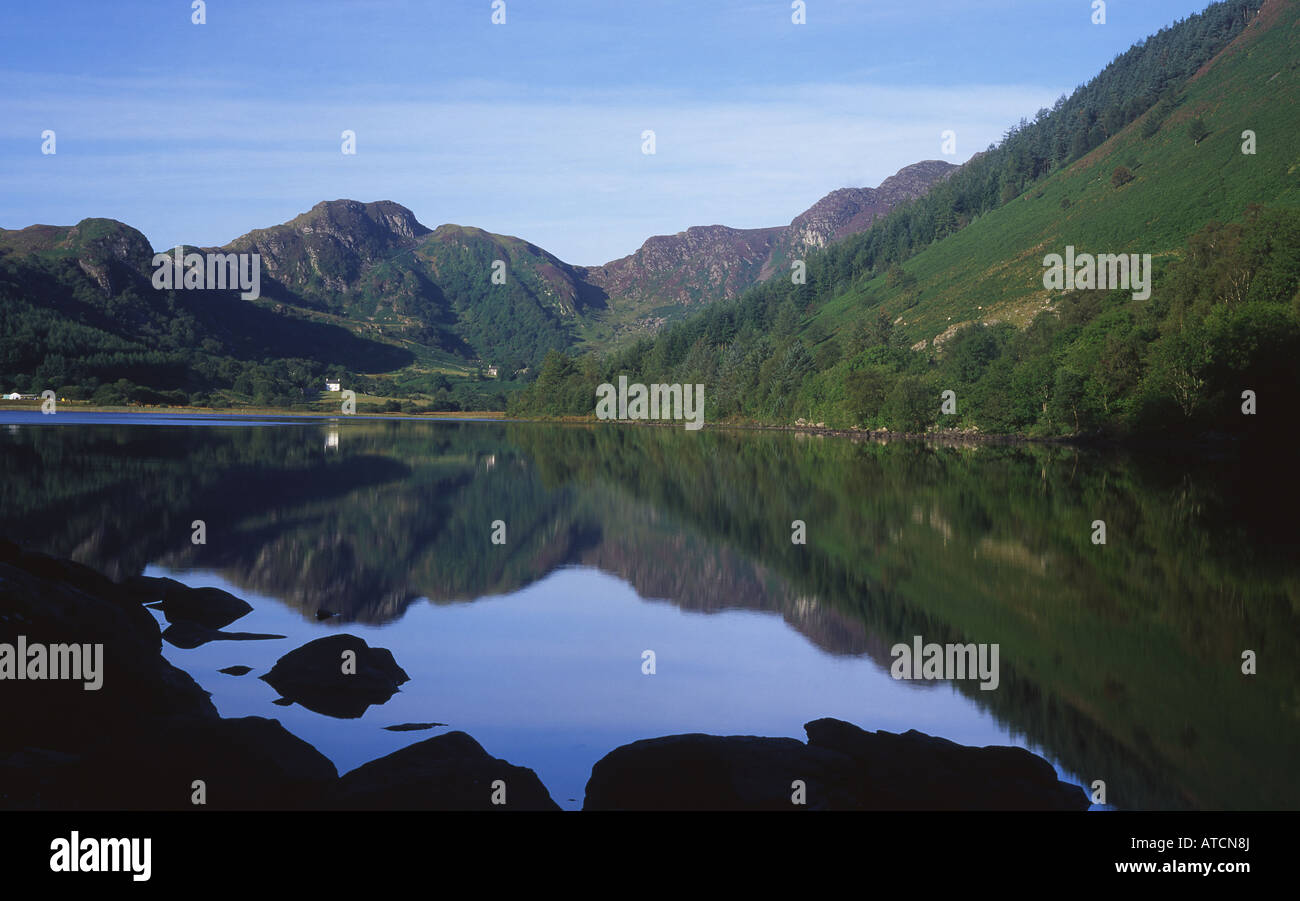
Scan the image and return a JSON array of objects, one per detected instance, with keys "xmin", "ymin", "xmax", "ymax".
[{"xmin": 0, "ymin": 413, "xmax": 1295, "ymax": 811}]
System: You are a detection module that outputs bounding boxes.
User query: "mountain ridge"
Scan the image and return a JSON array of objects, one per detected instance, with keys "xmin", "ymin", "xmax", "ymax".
[
  {"xmin": 578, "ymin": 160, "xmax": 957, "ymax": 329},
  {"xmin": 1, "ymin": 158, "xmax": 957, "ymax": 382}
]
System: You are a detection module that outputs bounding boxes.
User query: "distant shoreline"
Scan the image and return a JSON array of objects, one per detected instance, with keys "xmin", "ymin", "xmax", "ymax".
[
  {"xmin": 487, "ymin": 414, "xmax": 1255, "ymax": 455},
  {"xmin": 0, "ymin": 404, "xmax": 1253, "ymax": 455},
  {"xmin": 0, "ymin": 404, "xmax": 507, "ymax": 421}
]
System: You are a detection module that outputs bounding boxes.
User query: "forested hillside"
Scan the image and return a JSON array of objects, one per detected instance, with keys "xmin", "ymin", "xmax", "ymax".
[{"xmin": 510, "ymin": 0, "xmax": 1299, "ymax": 443}]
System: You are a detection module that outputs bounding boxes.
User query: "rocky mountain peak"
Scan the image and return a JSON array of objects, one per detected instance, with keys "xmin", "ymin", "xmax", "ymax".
[
  {"xmin": 785, "ymin": 160, "xmax": 958, "ymax": 253},
  {"xmin": 304, "ymin": 200, "xmax": 432, "ymax": 242},
  {"xmin": 219, "ymin": 200, "xmax": 434, "ymax": 298}
]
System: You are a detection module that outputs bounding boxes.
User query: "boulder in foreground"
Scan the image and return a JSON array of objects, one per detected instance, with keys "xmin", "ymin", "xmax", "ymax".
[
  {"xmin": 325, "ymin": 731, "xmax": 559, "ymax": 810},
  {"xmin": 582, "ymin": 718, "xmax": 1089, "ymax": 811}
]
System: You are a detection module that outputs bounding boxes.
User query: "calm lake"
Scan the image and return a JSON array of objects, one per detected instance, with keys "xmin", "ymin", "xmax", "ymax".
[{"xmin": 1, "ymin": 412, "xmax": 1295, "ymax": 810}]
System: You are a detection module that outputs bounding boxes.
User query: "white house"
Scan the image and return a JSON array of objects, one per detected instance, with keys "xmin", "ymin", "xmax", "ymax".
[
  {"xmin": 2, "ymin": 392, "xmax": 20, "ymax": 400},
  {"xmin": 325, "ymin": 380, "xmax": 341, "ymax": 392}
]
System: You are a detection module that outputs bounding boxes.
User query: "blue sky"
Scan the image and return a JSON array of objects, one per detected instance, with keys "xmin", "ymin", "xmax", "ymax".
[{"xmin": 1, "ymin": 0, "xmax": 1224, "ymax": 264}]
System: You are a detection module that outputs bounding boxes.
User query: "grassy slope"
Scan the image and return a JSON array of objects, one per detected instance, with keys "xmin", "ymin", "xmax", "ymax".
[{"xmin": 810, "ymin": 2, "xmax": 1300, "ymax": 347}]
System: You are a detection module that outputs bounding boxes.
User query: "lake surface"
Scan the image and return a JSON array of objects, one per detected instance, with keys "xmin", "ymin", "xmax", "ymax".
[{"xmin": 1, "ymin": 412, "xmax": 1295, "ymax": 810}]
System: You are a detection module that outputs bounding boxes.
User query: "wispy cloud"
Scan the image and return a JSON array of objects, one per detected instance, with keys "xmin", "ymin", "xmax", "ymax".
[
  {"xmin": 0, "ymin": 75, "xmax": 1057, "ymax": 263},
  {"xmin": 1, "ymin": 0, "xmax": 1210, "ymax": 261}
]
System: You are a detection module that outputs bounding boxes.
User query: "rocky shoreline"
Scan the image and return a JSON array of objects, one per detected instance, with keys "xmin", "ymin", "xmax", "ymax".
[{"xmin": 0, "ymin": 539, "xmax": 1088, "ymax": 811}]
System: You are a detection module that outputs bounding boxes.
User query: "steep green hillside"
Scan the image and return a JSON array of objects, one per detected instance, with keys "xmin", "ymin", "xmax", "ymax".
[
  {"xmin": 819, "ymin": 0, "xmax": 1299, "ymax": 343},
  {"xmin": 411, "ymin": 224, "xmax": 608, "ymax": 371},
  {"xmin": 510, "ymin": 0, "xmax": 1300, "ymax": 443}
]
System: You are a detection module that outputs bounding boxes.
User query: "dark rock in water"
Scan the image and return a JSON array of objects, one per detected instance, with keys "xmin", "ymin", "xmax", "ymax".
[
  {"xmin": 128, "ymin": 579, "xmax": 253, "ymax": 630},
  {"xmin": 161, "ymin": 586, "xmax": 252, "ymax": 629},
  {"xmin": 0, "ymin": 749, "xmax": 87, "ymax": 809},
  {"xmin": 0, "ymin": 546, "xmax": 217, "ymax": 758},
  {"xmin": 584, "ymin": 734, "xmax": 823, "ymax": 811},
  {"xmin": 383, "ymin": 722, "xmax": 446, "ymax": 732},
  {"xmin": 162, "ymin": 621, "xmax": 285, "ymax": 650},
  {"xmin": 219, "ymin": 665, "xmax": 253, "ymax": 676},
  {"xmin": 161, "ymin": 621, "xmax": 210, "ymax": 649},
  {"xmin": 582, "ymin": 718, "xmax": 1090, "ymax": 811},
  {"xmin": 271, "ymin": 697, "xmax": 294, "ymax": 707},
  {"xmin": 801, "ymin": 717, "xmax": 1087, "ymax": 810},
  {"xmin": 4, "ymin": 542, "xmax": 135, "ymax": 607},
  {"xmin": 84, "ymin": 715, "xmax": 338, "ymax": 810},
  {"xmin": 0, "ymin": 541, "xmax": 339, "ymax": 811},
  {"xmin": 120, "ymin": 574, "xmax": 189, "ymax": 605},
  {"xmin": 157, "ymin": 715, "xmax": 337, "ymax": 809},
  {"xmin": 261, "ymin": 634, "xmax": 409, "ymax": 719},
  {"xmin": 2, "ymin": 540, "xmax": 161, "ymax": 641},
  {"xmin": 324, "ymin": 731, "xmax": 559, "ymax": 810},
  {"xmin": 4, "ymin": 715, "xmax": 336, "ymax": 810},
  {"xmin": 315, "ymin": 609, "xmax": 336, "ymax": 621}
]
